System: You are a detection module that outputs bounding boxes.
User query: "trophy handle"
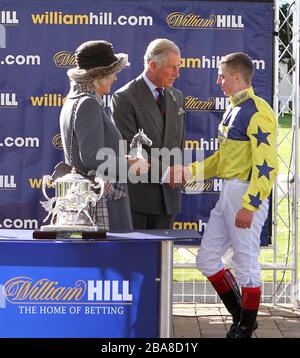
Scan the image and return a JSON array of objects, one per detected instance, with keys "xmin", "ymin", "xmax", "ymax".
[
  {"xmin": 92, "ymin": 177, "xmax": 105, "ymax": 201},
  {"xmin": 42, "ymin": 175, "xmax": 54, "ymax": 201}
]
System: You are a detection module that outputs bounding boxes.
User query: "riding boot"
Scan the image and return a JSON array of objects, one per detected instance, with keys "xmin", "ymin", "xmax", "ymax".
[
  {"xmin": 235, "ymin": 287, "xmax": 261, "ymax": 338},
  {"xmin": 208, "ymin": 268, "xmax": 241, "ymax": 338}
]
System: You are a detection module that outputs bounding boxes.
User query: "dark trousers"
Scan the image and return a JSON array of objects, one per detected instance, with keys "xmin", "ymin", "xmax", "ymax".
[{"xmin": 132, "ymin": 211, "xmax": 175, "ymax": 229}]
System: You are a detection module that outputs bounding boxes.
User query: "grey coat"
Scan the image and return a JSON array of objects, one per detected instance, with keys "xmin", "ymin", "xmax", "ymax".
[
  {"xmin": 111, "ymin": 75, "xmax": 185, "ymax": 215},
  {"xmin": 59, "ymin": 83, "xmax": 133, "ymax": 230}
]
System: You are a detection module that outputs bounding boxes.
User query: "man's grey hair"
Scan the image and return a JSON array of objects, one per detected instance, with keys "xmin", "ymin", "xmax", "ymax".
[{"xmin": 144, "ymin": 38, "xmax": 181, "ymax": 69}]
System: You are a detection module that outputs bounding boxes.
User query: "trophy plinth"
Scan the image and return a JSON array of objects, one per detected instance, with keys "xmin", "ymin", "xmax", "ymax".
[
  {"xmin": 34, "ymin": 168, "xmax": 106, "ymax": 239},
  {"xmin": 33, "ymin": 228, "xmax": 107, "ymax": 240}
]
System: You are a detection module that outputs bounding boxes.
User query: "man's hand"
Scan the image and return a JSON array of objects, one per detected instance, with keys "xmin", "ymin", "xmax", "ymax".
[
  {"xmin": 167, "ymin": 165, "xmax": 192, "ymax": 188},
  {"xmin": 235, "ymin": 207, "xmax": 254, "ymax": 229}
]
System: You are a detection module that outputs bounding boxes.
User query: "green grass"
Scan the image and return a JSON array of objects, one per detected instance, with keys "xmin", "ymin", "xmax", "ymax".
[{"xmin": 174, "ymin": 113, "xmax": 300, "ymax": 283}]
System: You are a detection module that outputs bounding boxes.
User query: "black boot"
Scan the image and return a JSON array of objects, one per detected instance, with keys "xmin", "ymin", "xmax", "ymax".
[
  {"xmin": 208, "ymin": 269, "xmax": 241, "ymax": 338},
  {"xmin": 220, "ymin": 289, "xmax": 241, "ymax": 338},
  {"xmin": 235, "ymin": 309, "xmax": 258, "ymax": 338},
  {"xmin": 221, "ymin": 270, "xmax": 242, "ymax": 338}
]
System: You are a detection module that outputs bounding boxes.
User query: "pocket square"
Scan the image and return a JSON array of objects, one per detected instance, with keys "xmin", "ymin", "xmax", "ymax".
[{"xmin": 178, "ymin": 107, "xmax": 185, "ymax": 115}]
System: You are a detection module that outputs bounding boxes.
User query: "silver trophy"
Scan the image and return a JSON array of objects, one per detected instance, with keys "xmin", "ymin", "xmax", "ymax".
[
  {"xmin": 130, "ymin": 129, "xmax": 152, "ymax": 159},
  {"xmin": 40, "ymin": 168, "xmax": 104, "ymax": 232}
]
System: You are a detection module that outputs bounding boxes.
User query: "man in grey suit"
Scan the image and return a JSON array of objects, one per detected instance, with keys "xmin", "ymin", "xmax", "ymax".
[{"xmin": 111, "ymin": 39, "xmax": 185, "ymax": 229}]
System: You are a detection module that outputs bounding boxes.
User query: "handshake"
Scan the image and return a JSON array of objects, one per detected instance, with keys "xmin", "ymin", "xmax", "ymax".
[
  {"xmin": 127, "ymin": 156, "xmax": 150, "ymax": 176},
  {"xmin": 164, "ymin": 164, "xmax": 192, "ymax": 188},
  {"xmin": 126, "ymin": 158, "xmax": 193, "ymax": 186}
]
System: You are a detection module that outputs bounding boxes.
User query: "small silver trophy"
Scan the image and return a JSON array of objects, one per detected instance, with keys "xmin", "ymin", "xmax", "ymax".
[
  {"xmin": 39, "ymin": 168, "xmax": 104, "ymax": 233},
  {"xmin": 130, "ymin": 129, "xmax": 152, "ymax": 159}
]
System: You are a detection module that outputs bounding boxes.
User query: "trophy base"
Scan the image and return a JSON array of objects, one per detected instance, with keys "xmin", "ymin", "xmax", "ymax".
[
  {"xmin": 33, "ymin": 225, "xmax": 106, "ymax": 240},
  {"xmin": 40, "ymin": 225, "xmax": 101, "ymax": 232}
]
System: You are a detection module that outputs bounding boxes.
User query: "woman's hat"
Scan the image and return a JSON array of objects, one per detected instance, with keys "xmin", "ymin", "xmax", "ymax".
[{"xmin": 67, "ymin": 40, "xmax": 127, "ymax": 82}]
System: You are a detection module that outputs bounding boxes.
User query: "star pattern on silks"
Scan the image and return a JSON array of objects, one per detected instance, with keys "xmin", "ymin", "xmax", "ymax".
[
  {"xmin": 252, "ymin": 127, "xmax": 271, "ymax": 147},
  {"xmin": 248, "ymin": 192, "xmax": 262, "ymax": 209},
  {"xmin": 256, "ymin": 160, "xmax": 274, "ymax": 180}
]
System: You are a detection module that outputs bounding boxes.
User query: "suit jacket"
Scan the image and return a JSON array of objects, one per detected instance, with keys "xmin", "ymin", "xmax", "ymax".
[{"xmin": 111, "ymin": 74, "xmax": 185, "ymax": 215}]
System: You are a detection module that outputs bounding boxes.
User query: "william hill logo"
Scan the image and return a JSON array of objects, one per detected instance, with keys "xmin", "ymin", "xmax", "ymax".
[
  {"xmin": 0, "ymin": 93, "xmax": 18, "ymax": 107},
  {"xmin": 0, "ymin": 11, "xmax": 19, "ymax": 24},
  {"xmin": 52, "ymin": 134, "xmax": 63, "ymax": 149},
  {"xmin": 3, "ymin": 277, "xmax": 133, "ymax": 304},
  {"xmin": 30, "ymin": 93, "xmax": 66, "ymax": 107},
  {"xmin": 53, "ymin": 51, "xmax": 131, "ymax": 68},
  {"xmin": 0, "ymin": 11, "xmax": 19, "ymax": 48},
  {"xmin": 181, "ymin": 56, "xmax": 265, "ymax": 70},
  {"xmin": 185, "ymin": 96, "xmax": 230, "ymax": 111},
  {"xmin": 184, "ymin": 178, "xmax": 222, "ymax": 194},
  {"xmin": 30, "ymin": 93, "xmax": 112, "ymax": 108},
  {"xmin": 185, "ymin": 138, "xmax": 218, "ymax": 151},
  {"xmin": 173, "ymin": 220, "xmax": 207, "ymax": 234},
  {"xmin": 181, "ymin": 55, "xmax": 222, "ymax": 69},
  {"xmin": 166, "ymin": 12, "xmax": 244, "ymax": 29},
  {"xmin": 0, "ymin": 175, "xmax": 16, "ymax": 189},
  {"xmin": 53, "ymin": 51, "xmax": 76, "ymax": 68}
]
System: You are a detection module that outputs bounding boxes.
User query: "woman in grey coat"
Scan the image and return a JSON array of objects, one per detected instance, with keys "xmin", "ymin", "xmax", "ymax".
[{"xmin": 60, "ymin": 40, "xmax": 148, "ymax": 230}]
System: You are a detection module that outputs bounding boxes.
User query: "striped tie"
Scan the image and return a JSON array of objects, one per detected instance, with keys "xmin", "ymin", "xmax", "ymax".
[{"xmin": 156, "ymin": 87, "xmax": 165, "ymax": 119}]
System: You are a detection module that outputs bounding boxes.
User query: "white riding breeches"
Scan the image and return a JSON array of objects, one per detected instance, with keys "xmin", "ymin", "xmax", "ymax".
[{"xmin": 196, "ymin": 179, "xmax": 269, "ymax": 287}]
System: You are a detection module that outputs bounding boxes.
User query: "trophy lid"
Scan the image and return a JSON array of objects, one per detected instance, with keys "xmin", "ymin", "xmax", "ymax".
[{"xmin": 55, "ymin": 168, "xmax": 90, "ymax": 183}]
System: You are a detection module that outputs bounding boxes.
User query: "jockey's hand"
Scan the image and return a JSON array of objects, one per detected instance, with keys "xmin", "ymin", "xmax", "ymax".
[
  {"xmin": 235, "ymin": 207, "xmax": 254, "ymax": 229},
  {"xmin": 127, "ymin": 156, "xmax": 150, "ymax": 176}
]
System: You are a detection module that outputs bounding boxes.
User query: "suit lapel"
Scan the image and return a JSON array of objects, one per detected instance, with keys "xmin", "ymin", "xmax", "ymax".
[{"xmin": 134, "ymin": 76, "xmax": 164, "ymax": 138}]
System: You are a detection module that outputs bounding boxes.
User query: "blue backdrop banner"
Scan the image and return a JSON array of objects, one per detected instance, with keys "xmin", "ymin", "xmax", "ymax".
[{"xmin": 0, "ymin": 0, "xmax": 274, "ymax": 245}]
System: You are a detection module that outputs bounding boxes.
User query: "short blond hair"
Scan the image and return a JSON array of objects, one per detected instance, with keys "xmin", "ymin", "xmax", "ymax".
[{"xmin": 220, "ymin": 52, "xmax": 254, "ymax": 84}]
